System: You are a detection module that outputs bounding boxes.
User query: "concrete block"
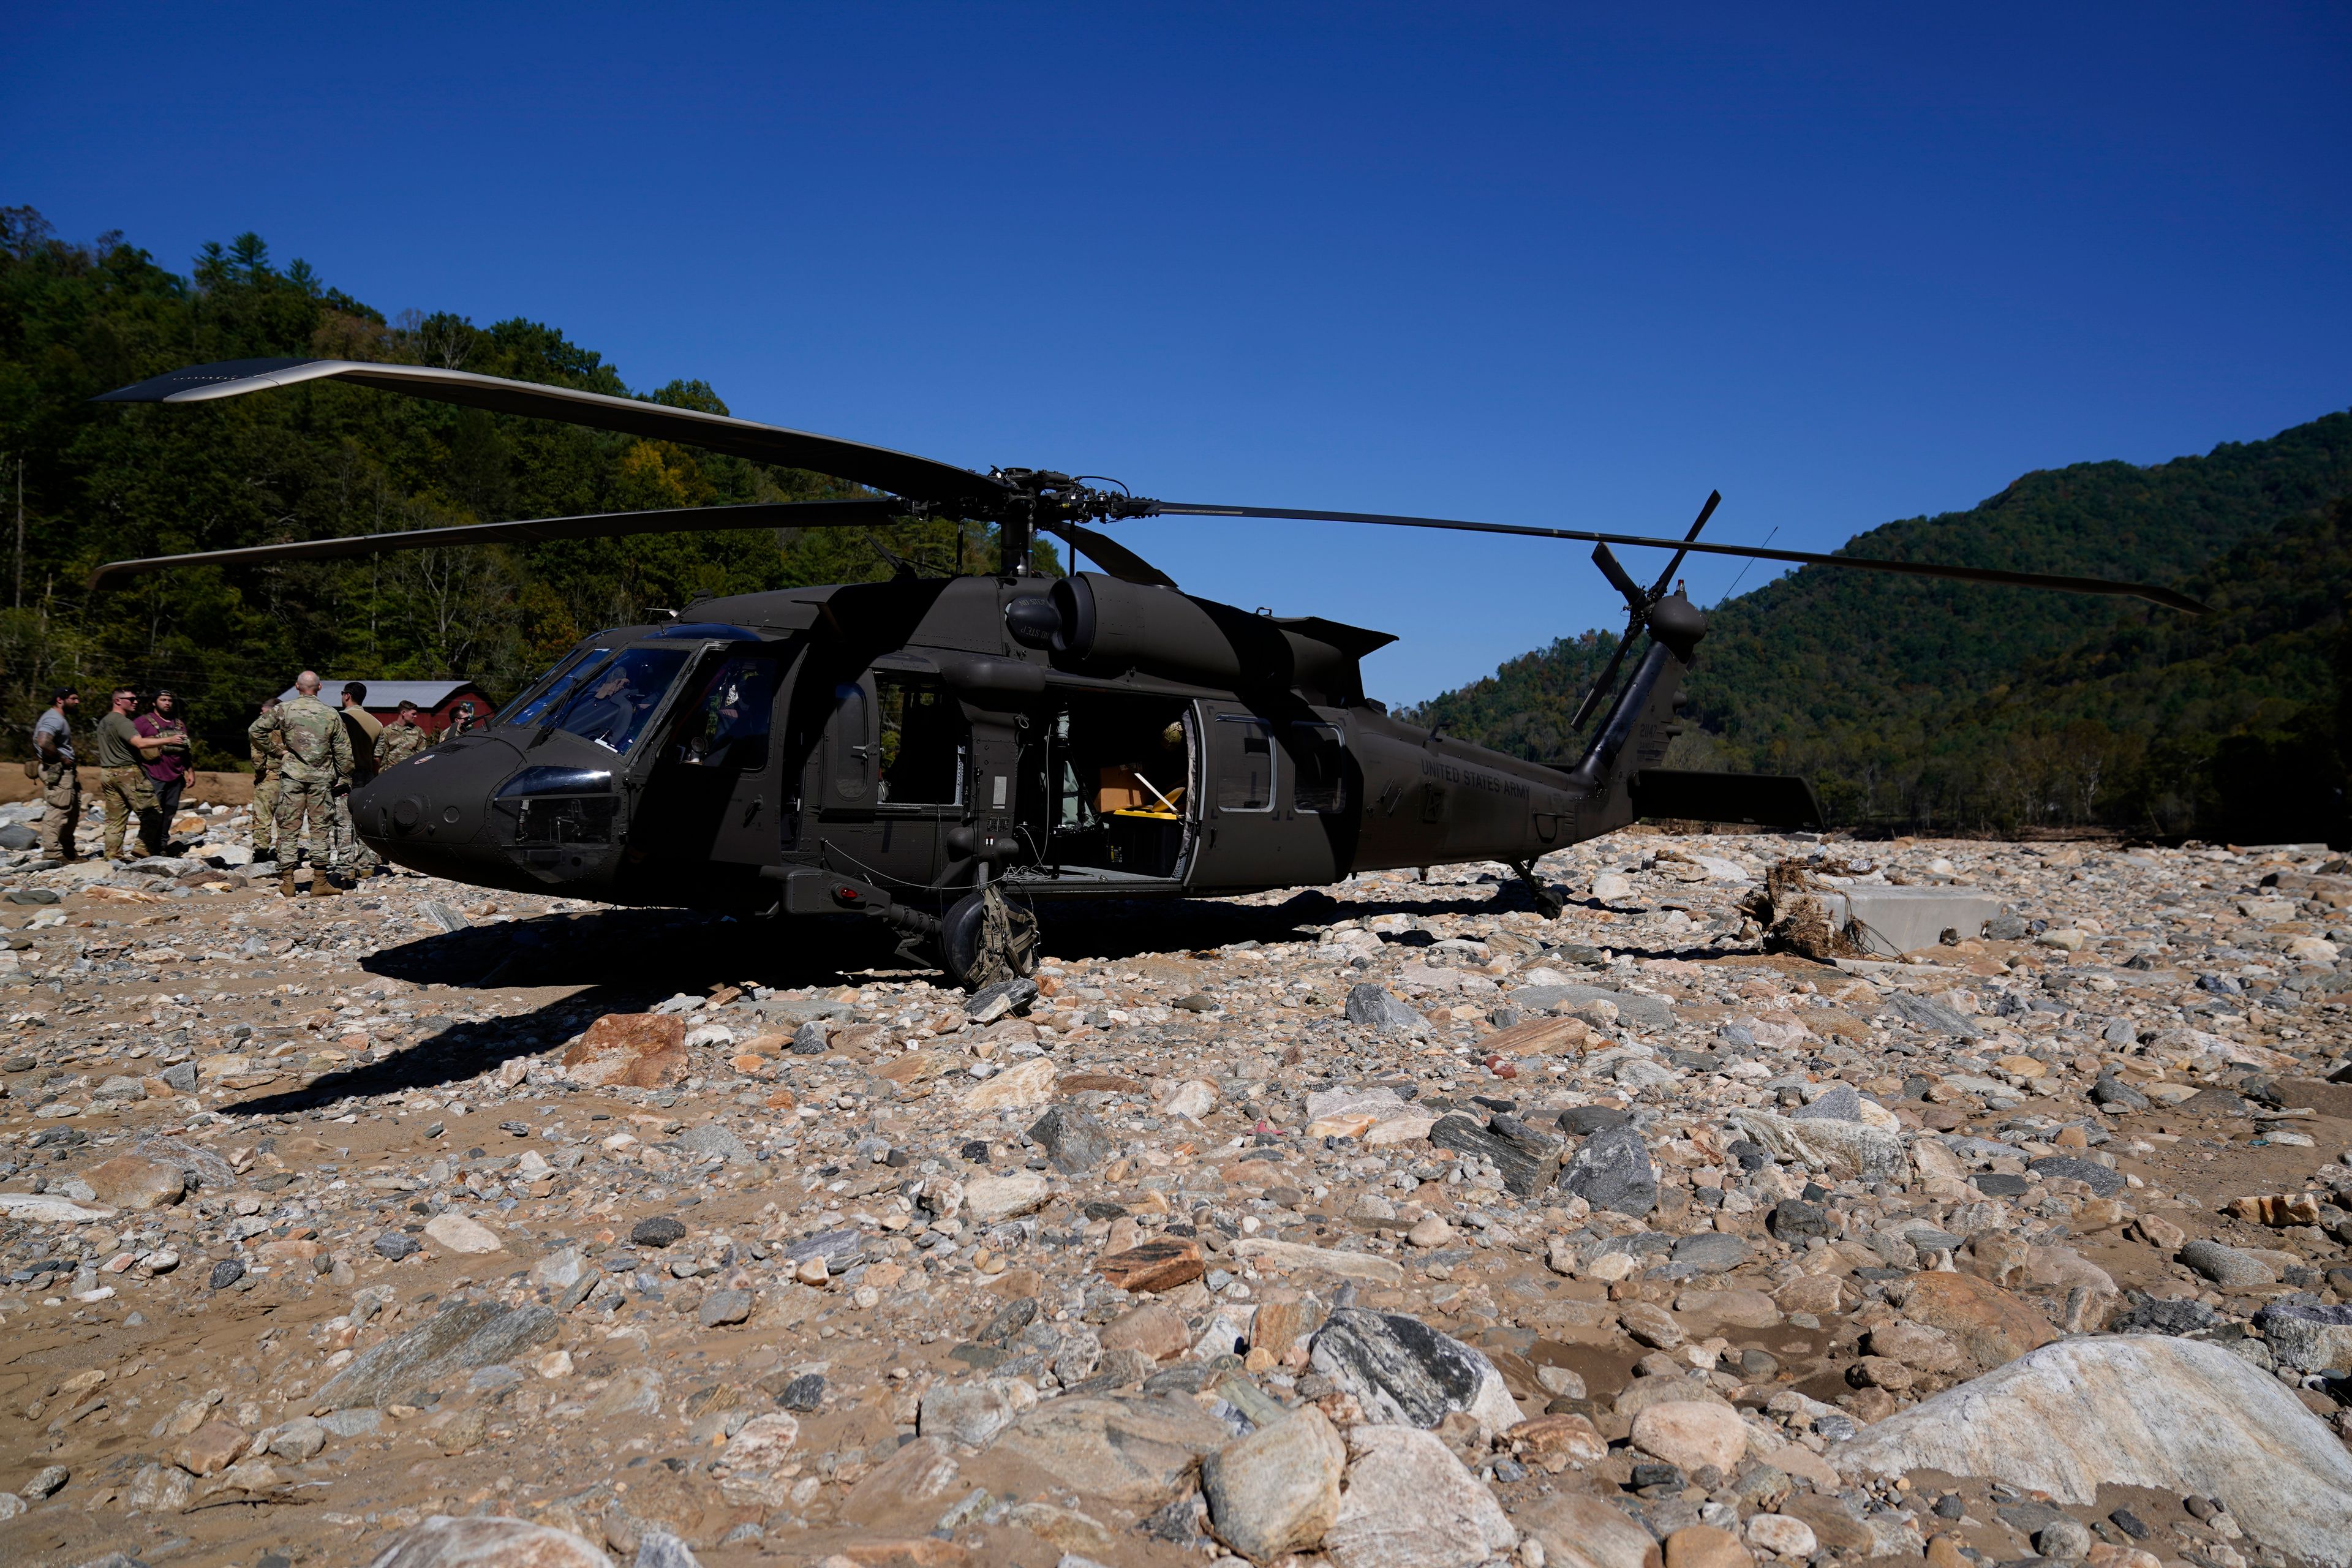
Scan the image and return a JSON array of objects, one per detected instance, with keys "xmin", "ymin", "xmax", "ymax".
[{"xmin": 1819, "ymin": 887, "xmax": 2003, "ymax": 956}]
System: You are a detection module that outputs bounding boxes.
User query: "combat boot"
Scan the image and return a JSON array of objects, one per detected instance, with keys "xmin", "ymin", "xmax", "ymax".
[
  {"xmin": 310, "ymin": 874, "xmax": 344, "ymax": 898},
  {"xmin": 280, "ymin": 870, "xmax": 300, "ymax": 898}
]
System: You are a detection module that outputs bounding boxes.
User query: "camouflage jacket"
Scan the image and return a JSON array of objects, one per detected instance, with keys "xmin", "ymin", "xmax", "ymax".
[
  {"xmin": 254, "ymin": 695, "xmax": 353, "ymax": 785},
  {"xmin": 247, "ymin": 710, "xmax": 285, "ymax": 776},
  {"xmin": 375, "ymin": 720, "xmax": 429, "ymax": 769}
]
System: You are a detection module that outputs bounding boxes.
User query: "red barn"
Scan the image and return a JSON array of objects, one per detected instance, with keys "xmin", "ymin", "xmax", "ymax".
[{"xmin": 277, "ymin": 679, "xmax": 494, "ymax": 736}]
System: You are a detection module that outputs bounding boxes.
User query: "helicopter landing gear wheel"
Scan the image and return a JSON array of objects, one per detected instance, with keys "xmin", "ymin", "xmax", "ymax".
[{"xmin": 941, "ymin": 884, "xmax": 1040, "ymax": 989}]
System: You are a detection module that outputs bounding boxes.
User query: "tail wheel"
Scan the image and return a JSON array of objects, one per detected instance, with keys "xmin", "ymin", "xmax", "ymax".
[{"xmin": 941, "ymin": 884, "xmax": 1040, "ymax": 989}]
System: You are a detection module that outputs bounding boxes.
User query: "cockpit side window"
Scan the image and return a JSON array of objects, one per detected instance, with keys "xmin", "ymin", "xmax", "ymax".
[
  {"xmin": 546, "ymin": 647, "xmax": 690, "ymax": 755},
  {"xmin": 670, "ymin": 655, "xmax": 777, "ymax": 768}
]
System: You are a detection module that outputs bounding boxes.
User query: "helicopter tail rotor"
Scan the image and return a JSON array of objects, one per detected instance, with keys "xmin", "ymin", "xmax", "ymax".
[{"xmin": 1566, "ymin": 491, "xmax": 1723, "ymax": 731}]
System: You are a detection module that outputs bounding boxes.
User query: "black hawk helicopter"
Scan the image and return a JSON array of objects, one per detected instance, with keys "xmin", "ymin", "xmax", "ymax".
[{"xmin": 91, "ymin": 358, "xmax": 2205, "ymax": 986}]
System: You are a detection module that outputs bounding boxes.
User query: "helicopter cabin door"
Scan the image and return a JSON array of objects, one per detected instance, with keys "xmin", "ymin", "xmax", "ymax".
[
  {"xmin": 631, "ymin": 644, "xmax": 785, "ymax": 866},
  {"xmin": 812, "ymin": 669, "xmax": 968, "ymax": 887},
  {"xmin": 1194, "ymin": 703, "xmax": 1344, "ymax": 890}
]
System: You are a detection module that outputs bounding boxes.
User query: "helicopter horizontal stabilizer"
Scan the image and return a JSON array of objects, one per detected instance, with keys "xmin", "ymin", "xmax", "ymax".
[
  {"xmin": 1629, "ymin": 768, "xmax": 1823, "ymax": 829},
  {"xmin": 96, "ymin": 358, "xmax": 1007, "ymax": 508}
]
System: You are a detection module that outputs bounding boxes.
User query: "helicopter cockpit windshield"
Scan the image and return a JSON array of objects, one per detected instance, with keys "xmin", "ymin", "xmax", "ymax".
[{"xmin": 543, "ymin": 646, "xmax": 693, "ymax": 756}]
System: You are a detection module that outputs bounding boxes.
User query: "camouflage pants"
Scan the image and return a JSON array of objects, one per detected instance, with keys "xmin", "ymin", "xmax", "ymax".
[
  {"xmin": 334, "ymin": 785, "xmax": 379, "ymax": 872},
  {"xmin": 252, "ymin": 774, "xmax": 279, "ymax": 855},
  {"xmin": 274, "ymin": 775, "xmax": 344, "ymax": 873},
  {"xmin": 37, "ymin": 761, "xmax": 79, "ymax": 861},
  {"xmin": 99, "ymin": 766, "xmax": 160, "ymax": 861}
]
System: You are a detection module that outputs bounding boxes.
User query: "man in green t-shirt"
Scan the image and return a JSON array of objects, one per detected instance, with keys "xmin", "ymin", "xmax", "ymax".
[{"xmin": 95, "ymin": 687, "xmax": 181, "ymax": 861}]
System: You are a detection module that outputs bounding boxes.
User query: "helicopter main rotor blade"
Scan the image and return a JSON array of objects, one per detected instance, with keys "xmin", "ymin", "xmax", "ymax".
[
  {"xmin": 96, "ymin": 359, "xmax": 1010, "ymax": 510},
  {"xmin": 1041, "ymin": 521, "xmax": 1178, "ymax": 589},
  {"xmin": 1151, "ymin": 502, "xmax": 2208, "ymax": 613},
  {"xmin": 85, "ymin": 499, "xmax": 909, "ymax": 590}
]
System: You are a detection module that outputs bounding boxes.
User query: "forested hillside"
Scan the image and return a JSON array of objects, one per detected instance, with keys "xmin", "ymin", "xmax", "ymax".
[
  {"xmin": 1412, "ymin": 415, "xmax": 2352, "ymax": 842},
  {"xmin": 0, "ymin": 208, "xmax": 1046, "ymax": 766}
]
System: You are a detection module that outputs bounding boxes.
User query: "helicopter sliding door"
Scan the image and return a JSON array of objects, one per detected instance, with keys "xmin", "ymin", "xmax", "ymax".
[
  {"xmin": 1189, "ymin": 702, "xmax": 1346, "ymax": 891},
  {"xmin": 1038, "ymin": 693, "xmax": 1193, "ymax": 881}
]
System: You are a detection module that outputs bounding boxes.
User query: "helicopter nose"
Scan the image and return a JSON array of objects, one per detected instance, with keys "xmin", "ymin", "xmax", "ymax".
[{"xmin": 353, "ymin": 734, "xmax": 520, "ymax": 877}]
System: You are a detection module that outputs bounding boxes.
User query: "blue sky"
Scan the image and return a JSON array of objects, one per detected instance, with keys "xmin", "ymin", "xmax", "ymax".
[{"xmin": 8, "ymin": 3, "xmax": 2348, "ymax": 704}]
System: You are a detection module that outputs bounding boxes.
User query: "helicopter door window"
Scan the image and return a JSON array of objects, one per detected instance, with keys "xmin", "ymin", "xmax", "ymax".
[
  {"xmin": 546, "ymin": 646, "xmax": 690, "ymax": 756},
  {"xmin": 830, "ymin": 680, "xmax": 873, "ymax": 802},
  {"xmin": 672, "ymin": 655, "xmax": 775, "ymax": 768},
  {"xmin": 1215, "ymin": 716, "xmax": 1276, "ymax": 812},
  {"xmin": 875, "ymin": 674, "xmax": 966, "ymax": 806},
  {"xmin": 1289, "ymin": 723, "xmax": 1346, "ymax": 813}
]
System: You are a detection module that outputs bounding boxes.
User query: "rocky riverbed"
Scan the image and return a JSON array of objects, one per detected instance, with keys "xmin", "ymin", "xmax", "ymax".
[{"xmin": 0, "ymin": 803, "xmax": 2349, "ymax": 1568}]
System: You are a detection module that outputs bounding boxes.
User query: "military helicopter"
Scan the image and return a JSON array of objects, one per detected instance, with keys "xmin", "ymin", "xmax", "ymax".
[{"xmin": 91, "ymin": 358, "xmax": 2206, "ymax": 986}]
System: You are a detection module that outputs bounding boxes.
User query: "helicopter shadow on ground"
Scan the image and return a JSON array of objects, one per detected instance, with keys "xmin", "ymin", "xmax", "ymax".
[{"xmin": 222, "ymin": 907, "xmax": 900, "ymax": 1118}]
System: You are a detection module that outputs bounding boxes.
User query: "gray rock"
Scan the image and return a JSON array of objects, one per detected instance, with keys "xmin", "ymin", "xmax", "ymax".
[
  {"xmin": 1835, "ymin": 1335, "xmax": 2352, "ymax": 1567},
  {"xmin": 1344, "ymin": 984, "xmax": 1429, "ymax": 1036},
  {"xmin": 2101, "ymin": 1017, "xmax": 2141, "ymax": 1047},
  {"xmin": 22, "ymin": 1463, "xmax": 67, "ymax": 1498},
  {"xmin": 697, "ymin": 1289, "xmax": 753, "ymax": 1328},
  {"xmin": 677, "ymin": 1124, "xmax": 751, "ymax": 1165},
  {"xmin": 318, "ymin": 1301, "xmax": 559, "ymax": 1409},
  {"xmin": 783, "ymin": 1227, "xmax": 864, "ymax": 1269},
  {"xmin": 1878, "ymin": 990, "xmax": 1983, "ymax": 1039},
  {"xmin": 1027, "ymin": 1104, "xmax": 1115, "ymax": 1175},
  {"xmin": 1556, "ymin": 1123, "xmax": 1658, "ymax": 1215},
  {"xmin": 631, "ymin": 1215, "xmax": 687, "ymax": 1248},
  {"xmin": 130, "ymin": 1133, "xmax": 235, "ymax": 1191},
  {"xmin": 1428, "ymin": 1112, "xmax": 1561, "ymax": 1197},
  {"xmin": 2177, "ymin": 1239, "xmax": 2276, "ymax": 1288},
  {"xmin": 362, "ymin": 1515, "xmax": 608, "ymax": 1568},
  {"xmin": 375, "ymin": 1232, "xmax": 421, "ymax": 1261},
  {"xmin": 158, "ymin": 1061, "xmax": 198, "ymax": 1094},
  {"xmin": 1557, "ymin": 1104, "xmax": 1629, "ymax": 1136},
  {"xmin": 1767, "ymin": 1199, "xmax": 1830, "ymax": 1241},
  {"xmin": 788, "ymin": 1020, "xmax": 832, "ymax": 1055},
  {"xmin": 421, "ymin": 902, "xmax": 473, "ymax": 933},
  {"xmin": 321, "ymin": 1408, "xmax": 383, "ymax": 1438},
  {"xmin": 920, "ymin": 1378, "xmax": 1025, "ymax": 1447},
  {"xmin": 0, "ymin": 825, "xmax": 36, "ymax": 851},
  {"xmin": 1670, "ymin": 1232, "xmax": 1750, "ymax": 1272},
  {"xmin": 634, "ymin": 1532, "xmax": 701, "ymax": 1568},
  {"xmin": 2090, "ymin": 1074, "xmax": 2148, "ymax": 1109},
  {"xmin": 1306, "ymin": 1308, "xmax": 1521, "ymax": 1432},
  {"xmin": 1202, "ymin": 1406, "xmax": 1346, "ymax": 1561},
  {"xmin": 2035, "ymin": 1518, "xmax": 2094, "ymax": 1559},
  {"xmin": 2255, "ymin": 1302, "xmax": 2352, "ymax": 1371},
  {"xmin": 2028, "ymin": 1155, "xmax": 2125, "ymax": 1197},
  {"xmin": 776, "ymin": 1372, "xmax": 825, "ymax": 1411},
  {"xmin": 967, "ymin": 978, "xmax": 1038, "ymax": 1023},
  {"xmin": 208, "ymin": 1259, "xmax": 246, "ymax": 1289},
  {"xmin": 1792, "ymin": 1085, "xmax": 1864, "ymax": 1122},
  {"xmin": 1731, "ymin": 1109, "xmax": 1907, "ymax": 1183},
  {"xmin": 1509, "ymin": 982, "xmax": 1674, "ymax": 1030}
]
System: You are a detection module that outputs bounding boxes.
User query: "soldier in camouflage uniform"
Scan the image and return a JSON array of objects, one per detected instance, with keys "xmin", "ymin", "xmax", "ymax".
[
  {"xmin": 247, "ymin": 694, "xmax": 284, "ymax": 864},
  {"xmin": 374, "ymin": 699, "xmax": 430, "ymax": 770},
  {"xmin": 252, "ymin": 671, "xmax": 353, "ymax": 897}
]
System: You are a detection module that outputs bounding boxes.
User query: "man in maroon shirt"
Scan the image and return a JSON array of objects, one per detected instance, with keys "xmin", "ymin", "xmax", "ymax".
[{"xmin": 134, "ymin": 689, "xmax": 193, "ymax": 845}]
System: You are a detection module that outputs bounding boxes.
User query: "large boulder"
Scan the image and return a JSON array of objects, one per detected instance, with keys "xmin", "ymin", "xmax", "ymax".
[
  {"xmin": 1201, "ymin": 1405, "xmax": 1346, "ymax": 1561},
  {"xmin": 1834, "ymin": 1335, "xmax": 2352, "ymax": 1567},
  {"xmin": 988, "ymin": 1394, "xmax": 1234, "ymax": 1506},
  {"xmin": 1324, "ymin": 1425, "xmax": 1516, "ymax": 1568}
]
